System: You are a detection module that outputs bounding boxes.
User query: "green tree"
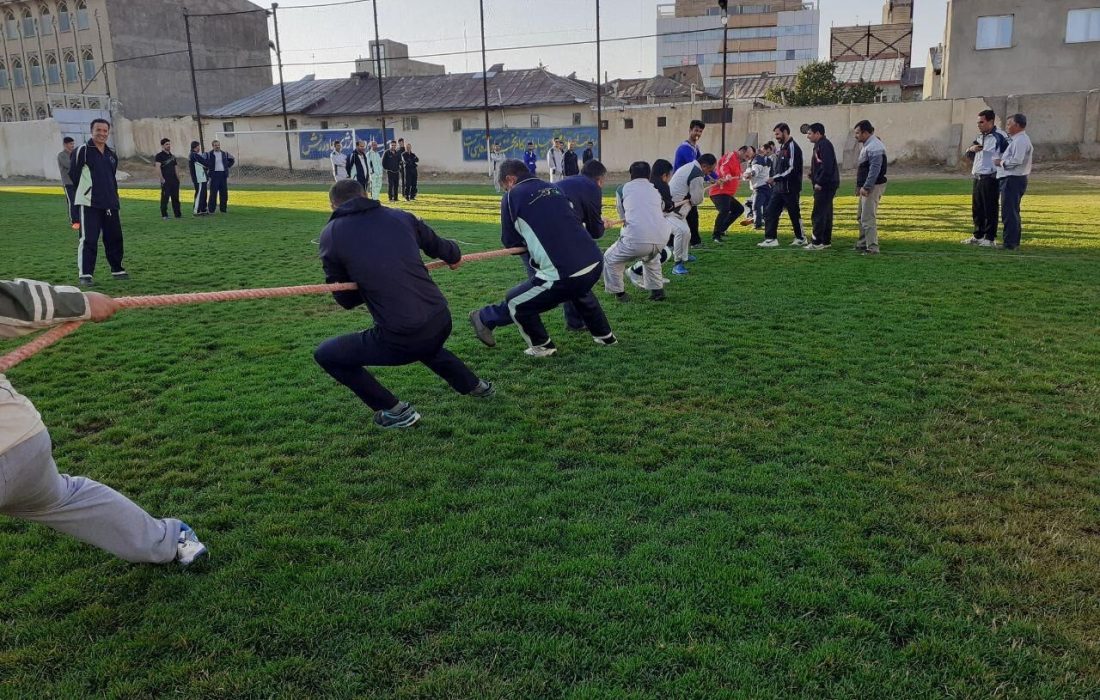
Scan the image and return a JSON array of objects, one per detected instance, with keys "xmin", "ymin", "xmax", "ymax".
[
  {"xmin": 841, "ymin": 78, "xmax": 883, "ymax": 105},
  {"xmin": 763, "ymin": 61, "xmax": 883, "ymax": 106}
]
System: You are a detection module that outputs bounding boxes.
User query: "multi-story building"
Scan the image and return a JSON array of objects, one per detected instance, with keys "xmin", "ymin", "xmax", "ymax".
[
  {"xmin": 354, "ymin": 39, "xmax": 445, "ymax": 78},
  {"xmin": 932, "ymin": 0, "xmax": 1100, "ymax": 99},
  {"xmin": 656, "ymin": 0, "xmax": 820, "ymax": 92},
  {"xmin": 0, "ymin": 0, "xmax": 271, "ymax": 122},
  {"xmin": 828, "ymin": 0, "xmax": 916, "ymax": 102}
]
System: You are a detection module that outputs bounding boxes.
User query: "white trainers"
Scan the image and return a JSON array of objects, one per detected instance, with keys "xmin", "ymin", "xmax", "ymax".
[
  {"xmin": 961, "ymin": 237, "xmax": 982, "ymax": 245},
  {"xmin": 790, "ymin": 238, "xmax": 809, "ymax": 247},
  {"xmin": 626, "ymin": 268, "xmax": 645, "ymax": 289},
  {"xmin": 524, "ymin": 342, "xmax": 557, "ymax": 358},
  {"xmin": 175, "ymin": 523, "xmax": 208, "ymax": 567},
  {"xmin": 757, "ymin": 239, "xmax": 779, "ymax": 248},
  {"xmin": 978, "ymin": 239, "xmax": 995, "ymax": 248}
]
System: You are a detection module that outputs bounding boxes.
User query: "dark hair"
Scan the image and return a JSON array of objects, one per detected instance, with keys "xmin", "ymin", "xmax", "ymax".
[
  {"xmin": 333, "ymin": 139, "xmax": 341, "ymax": 146},
  {"xmin": 650, "ymin": 158, "xmax": 674, "ymax": 183},
  {"xmin": 774, "ymin": 122, "xmax": 790, "ymax": 134},
  {"xmin": 689, "ymin": 119, "xmax": 705, "ymax": 131},
  {"xmin": 628, "ymin": 161, "xmax": 651, "ymax": 179},
  {"xmin": 763, "ymin": 141, "xmax": 775, "ymax": 150},
  {"xmin": 63, "ymin": 136, "xmax": 75, "ymax": 144},
  {"xmin": 526, "ymin": 141, "xmax": 534, "ymax": 146},
  {"xmin": 854, "ymin": 119, "xmax": 875, "ymax": 134},
  {"xmin": 1009, "ymin": 112, "xmax": 1027, "ymax": 128},
  {"xmin": 586, "ymin": 140, "xmax": 593, "ymax": 145},
  {"xmin": 497, "ymin": 159, "xmax": 532, "ymax": 186},
  {"xmin": 808, "ymin": 122, "xmax": 825, "ymax": 135},
  {"xmin": 90, "ymin": 118, "xmax": 111, "ymax": 131},
  {"xmin": 581, "ymin": 159, "xmax": 607, "ymax": 180},
  {"xmin": 160, "ymin": 137, "xmax": 171, "ymax": 145},
  {"xmin": 698, "ymin": 153, "xmax": 717, "ymax": 167},
  {"xmin": 330, "ymin": 178, "xmax": 364, "ymax": 206},
  {"xmin": 190, "ymin": 140, "xmax": 200, "ymax": 150},
  {"xmin": 978, "ymin": 109, "xmax": 996, "ymax": 122}
]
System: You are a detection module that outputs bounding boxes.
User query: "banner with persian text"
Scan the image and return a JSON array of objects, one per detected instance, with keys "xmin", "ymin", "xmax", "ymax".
[{"xmin": 461, "ymin": 127, "xmax": 599, "ymax": 162}]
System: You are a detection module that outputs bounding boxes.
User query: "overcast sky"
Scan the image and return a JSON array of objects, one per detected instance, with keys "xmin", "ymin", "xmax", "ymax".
[{"xmin": 270, "ymin": 0, "xmax": 949, "ymax": 82}]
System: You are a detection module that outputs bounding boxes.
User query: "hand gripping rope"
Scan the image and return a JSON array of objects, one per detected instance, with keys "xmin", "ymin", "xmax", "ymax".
[{"xmin": 0, "ymin": 247, "xmax": 527, "ymax": 373}]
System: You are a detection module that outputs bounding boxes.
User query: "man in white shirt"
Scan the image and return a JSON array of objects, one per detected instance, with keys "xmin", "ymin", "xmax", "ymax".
[
  {"xmin": 995, "ymin": 113, "xmax": 1033, "ymax": 251},
  {"xmin": 962, "ymin": 110, "xmax": 1009, "ymax": 247},
  {"xmin": 668, "ymin": 154, "xmax": 717, "ymax": 274},
  {"xmin": 546, "ymin": 138, "xmax": 565, "ymax": 183},
  {"xmin": 604, "ymin": 161, "xmax": 671, "ymax": 302},
  {"xmin": 205, "ymin": 140, "xmax": 235, "ymax": 214},
  {"xmin": 330, "ymin": 140, "xmax": 346, "ymax": 181}
]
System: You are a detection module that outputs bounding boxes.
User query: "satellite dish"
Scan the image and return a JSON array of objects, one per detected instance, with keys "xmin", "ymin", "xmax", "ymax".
[{"xmin": 799, "ymin": 123, "xmax": 810, "ymax": 135}]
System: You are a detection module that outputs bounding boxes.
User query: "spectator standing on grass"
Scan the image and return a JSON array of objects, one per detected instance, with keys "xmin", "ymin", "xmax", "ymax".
[
  {"xmin": 382, "ymin": 141, "xmax": 402, "ymax": 202},
  {"xmin": 563, "ymin": 141, "xmax": 580, "ymax": 177},
  {"xmin": 489, "ymin": 144, "xmax": 507, "ymax": 193},
  {"xmin": 367, "ymin": 140, "xmax": 384, "ymax": 201},
  {"xmin": 674, "ymin": 119, "xmax": 706, "ymax": 247},
  {"xmin": 330, "ymin": 140, "xmax": 346, "ymax": 182},
  {"xmin": 605, "ymin": 161, "xmax": 670, "ymax": 303},
  {"xmin": 551, "ymin": 159, "xmax": 610, "ymax": 331},
  {"xmin": 709, "ymin": 148, "xmax": 745, "ymax": 243},
  {"xmin": 740, "ymin": 142, "xmax": 772, "ymax": 230},
  {"xmin": 758, "ymin": 123, "xmax": 807, "ymax": 248},
  {"xmin": 154, "ymin": 138, "xmax": 182, "ymax": 221},
  {"xmin": 397, "ymin": 137, "xmax": 406, "ymax": 196},
  {"xmin": 188, "ymin": 140, "xmax": 210, "ymax": 217},
  {"xmin": 313, "ymin": 179, "xmax": 494, "ymax": 430},
  {"xmin": 401, "ymin": 142, "xmax": 419, "ymax": 201},
  {"xmin": 582, "ymin": 140, "xmax": 595, "ymax": 165},
  {"xmin": 345, "ymin": 140, "xmax": 370, "ymax": 191},
  {"xmin": 668, "ymin": 153, "xmax": 718, "ymax": 275},
  {"xmin": 58, "ymin": 136, "xmax": 79, "ymax": 230},
  {"xmin": 0, "ymin": 279, "xmax": 207, "ymax": 566},
  {"xmin": 853, "ymin": 120, "xmax": 888, "ymax": 255},
  {"xmin": 806, "ymin": 123, "xmax": 839, "ymax": 250},
  {"xmin": 72, "ymin": 119, "xmax": 127, "ymax": 287},
  {"xmin": 995, "ymin": 113, "xmax": 1033, "ymax": 251},
  {"xmin": 205, "ymin": 140, "xmax": 235, "ymax": 215},
  {"xmin": 547, "ymin": 138, "xmax": 566, "ymax": 183},
  {"xmin": 524, "ymin": 141, "xmax": 538, "ymax": 175},
  {"xmin": 962, "ymin": 109, "xmax": 1009, "ymax": 248}
]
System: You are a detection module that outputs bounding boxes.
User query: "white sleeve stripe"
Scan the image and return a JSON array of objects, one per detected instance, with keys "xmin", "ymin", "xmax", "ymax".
[
  {"xmin": 37, "ymin": 282, "xmax": 55, "ymax": 323},
  {"xmin": 28, "ymin": 281, "xmax": 43, "ymax": 323}
]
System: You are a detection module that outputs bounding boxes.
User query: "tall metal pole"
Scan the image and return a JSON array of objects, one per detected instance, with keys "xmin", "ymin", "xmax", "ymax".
[
  {"xmin": 721, "ymin": 11, "xmax": 729, "ymax": 155},
  {"xmin": 271, "ymin": 4, "xmax": 293, "ymax": 171},
  {"xmin": 183, "ymin": 10, "xmax": 204, "ymax": 146},
  {"xmin": 50, "ymin": 12, "xmax": 68, "ymax": 95},
  {"xmin": 93, "ymin": 10, "xmax": 110, "ymax": 100},
  {"xmin": 0, "ymin": 20, "xmax": 19, "ymax": 109},
  {"xmin": 371, "ymin": 0, "xmax": 386, "ymax": 143},
  {"xmin": 596, "ymin": 0, "xmax": 602, "ymax": 159},
  {"xmin": 478, "ymin": 0, "xmax": 490, "ymax": 169}
]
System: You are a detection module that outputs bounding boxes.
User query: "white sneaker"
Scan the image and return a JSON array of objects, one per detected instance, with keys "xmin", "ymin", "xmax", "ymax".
[
  {"xmin": 524, "ymin": 342, "xmax": 557, "ymax": 358},
  {"xmin": 790, "ymin": 238, "xmax": 808, "ymax": 247},
  {"xmin": 757, "ymin": 239, "xmax": 779, "ymax": 248},
  {"xmin": 626, "ymin": 268, "xmax": 645, "ymax": 289},
  {"xmin": 961, "ymin": 237, "xmax": 982, "ymax": 245},
  {"xmin": 978, "ymin": 239, "xmax": 995, "ymax": 248},
  {"xmin": 175, "ymin": 523, "xmax": 208, "ymax": 567}
]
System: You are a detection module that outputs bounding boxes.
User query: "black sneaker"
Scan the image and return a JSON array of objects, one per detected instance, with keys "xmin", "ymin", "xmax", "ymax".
[
  {"xmin": 373, "ymin": 401, "xmax": 421, "ymax": 429},
  {"xmin": 615, "ymin": 291, "xmax": 631, "ymax": 303},
  {"xmin": 468, "ymin": 309, "xmax": 496, "ymax": 347},
  {"xmin": 77, "ymin": 275, "xmax": 94, "ymax": 288},
  {"xmin": 648, "ymin": 289, "xmax": 666, "ymax": 302},
  {"xmin": 593, "ymin": 333, "xmax": 618, "ymax": 346},
  {"xmin": 468, "ymin": 379, "xmax": 495, "ymax": 398},
  {"xmin": 111, "ymin": 270, "xmax": 129, "ymax": 280}
]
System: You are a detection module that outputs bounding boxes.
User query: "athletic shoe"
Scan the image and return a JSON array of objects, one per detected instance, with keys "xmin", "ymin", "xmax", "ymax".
[
  {"xmin": 852, "ymin": 245, "xmax": 868, "ymax": 252},
  {"xmin": 373, "ymin": 401, "xmax": 421, "ymax": 429},
  {"xmin": 593, "ymin": 333, "xmax": 618, "ymax": 346},
  {"xmin": 687, "ymin": 255, "xmax": 698, "ymax": 262},
  {"xmin": 468, "ymin": 309, "xmax": 496, "ymax": 347},
  {"xmin": 739, "ymin": 218, "xmax": 754, "ymax": 227},
  {"xmin": 862, "ymin": 249, "xmax": 880, "ymax": 256},
  {"xmin": 712, "ymin": 236, "xmax": 723, "ymax": 244},
  {"xmin": 627, "ymin": 268, "xmax": 645, "ymax": 289},
  {"xmin": 807, "ymin": 243, "xmax": 831, "ymax": 251},
  {"xmin": 524, "ymin": 342, "xmax": 558, "ymax": 357},
  {"xmin": 77, "ymin": 275, "xmax": 94, "ymax": 287},
  {"xmin": 757, "ymin": 239, "xmax": 779, "ymax": 248},
  {"xmin": 468, "ymin": 379, "xmax": 495, "ymax": 398},
  {"xmin": 648, "ymin": 289, "xmax": 667, "ymax": 302},
  {"xmin": 978, "ymin": 239, "xmax": 995, "ymax": 248},
  {"xmin": 961, "ymin": 237, "xmax": 982, "ymax": 245},
  {"xmin": 615, "ymin": 292, "xmax": 631, "ymax": 303},
  {"xmin": 111, "ymin": 270, "xmax": 129, "ymax": 280},
  {"xmin": 162, "ymin": 216, "xmax": 169, "ymax": 221},
  {"xmin": 175, "ymin": 523, "xmax": 208, "ymax": 567},
  {"xmin": 690, "ymin": 243, "xmax": 703, "ymax": 249},
  {"xmin": 672, "ymin": 263, "xmax": 689, "ymax": 275},
  {"xmin": 790, "ymin": 238, "xmax": 808, "ymax": 247}
]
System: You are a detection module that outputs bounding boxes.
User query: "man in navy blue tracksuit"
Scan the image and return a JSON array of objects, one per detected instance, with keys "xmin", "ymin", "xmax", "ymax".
[
  {"xmin": 71, "ymin": 118, "xmax": 126, "ymax": 286},
  {"xmin": 205, "ymin": 140, "xmax": 235, "ymax": 214},
  {"xmin": 551, "ymin": 159, "xmax": 608, "ymax": 331},
  {"xmin": 469, "ymin": 160, "xmax": 616, "ymax": 357},
  {"xmin": 188, "ymin": 141, "xmax": 210, "ymax": 216},
  {"xmin": 313, "ymin": 179, "xmax": 494, "ymax": 429}
]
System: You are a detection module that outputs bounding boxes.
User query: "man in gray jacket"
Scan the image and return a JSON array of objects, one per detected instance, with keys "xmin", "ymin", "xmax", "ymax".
[
  {"xmin": 1, "ymin": 279, "xmax": 207, "ymax": 566},
  {"xmin": 604, "ymin": 161, "xmax": 670, "ymax": 302},
  {"xmin": 853, "ymin": 120, "xmax": 888, "ymax": 255},
  {"xmin": 995, "ymin": 113, "xmax": 1033, "ymax": 251},
  {"xmin": 58, "ymin": 136, "xmax": 78, "ymax": 230}
]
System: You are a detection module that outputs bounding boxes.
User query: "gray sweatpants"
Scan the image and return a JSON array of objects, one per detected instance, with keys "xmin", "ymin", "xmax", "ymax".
[
  {"xmin": 0, "ymin": 430, "xmax": 179, "ymax": 563},
  {"xmin": 857, "ymin": 183, "xmax": 887, "ymax": 252},
  {"xmin": 604, "ymin": 239, "xmax": 665, "ymax": 293}
]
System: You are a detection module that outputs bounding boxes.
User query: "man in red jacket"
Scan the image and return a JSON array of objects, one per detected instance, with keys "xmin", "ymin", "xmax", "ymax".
[{"xmin": 709, "ymin": 148, "xmax": 746, "ymax": 243}]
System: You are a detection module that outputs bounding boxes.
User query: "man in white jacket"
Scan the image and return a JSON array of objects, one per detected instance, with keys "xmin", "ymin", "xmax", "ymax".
[
  {"xmin": 0, "ymin": 279, "xmax": 208, "ymax": 566},
  {"xmin": 546, "ymin": 138, "xmax": 565, "ymax": 183},
  {"xmin": 668, "ymin": 153, "xmax": 718, "ymax": 274},
  {"xmin": 604, "ymin": 162, "xmax": 671, "ymax": 302}
]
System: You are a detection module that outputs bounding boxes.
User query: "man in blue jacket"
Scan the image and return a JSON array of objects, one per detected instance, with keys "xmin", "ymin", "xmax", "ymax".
[
  {"xmin": 313, "ymin": 179, "xmax": 494, "ymax": 429},
  {"xmin": 469, "ymin": 160, "xmax": 616, "ymax": 357},
  {"xmin": 205, "ymin": 140, "xmax": 235, "ymax": 214},
  {"xmin": 71, "ymin": 118, "xmax": 127, "ymax": 286},
  {"xmin": 673, "ymin": 119, "xmax": 705, "ymax": 247},
  {"xmin": 523, "ymin": 142, "xmax": 538, "ymax": 175}
]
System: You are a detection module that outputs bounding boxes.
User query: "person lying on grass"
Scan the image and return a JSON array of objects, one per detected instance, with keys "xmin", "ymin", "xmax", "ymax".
[{"xmin": 314, "ymin": 179, "xmax": 495, "ymax": 430}]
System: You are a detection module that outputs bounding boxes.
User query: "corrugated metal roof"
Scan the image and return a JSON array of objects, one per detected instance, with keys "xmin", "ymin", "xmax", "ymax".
[
  {"xmin": 205, "ymin": 76, "xmax": 348, "ymax": 118},
  {"xmin": 834, "ymin": 58, "xmax": 906, "ymax": 85},
  {"xmin": 607, "ymin": 76, "xmax": 703, "ymax": 103},
  {"xmin": 724, "ymin": 74, "xmax": 797, "ymax": 100},
  {"xmin": 902, "ymin": 66, "xmax": 925, "ymax": 88}
]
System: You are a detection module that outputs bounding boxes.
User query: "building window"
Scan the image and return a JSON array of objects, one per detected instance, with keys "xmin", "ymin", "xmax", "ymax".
[
  {"xmin": 288, "ymin": 118, "xmax": 298, "ymax": 129},
  {"xmin": 402, "ymin": 116, "xmax": 418, "ymax": 131},
  {"xmin": 4, "ymin": 10, "xmax": 17, "ymax": 40},
  {"xmin": 39, "ymin": 5, "xmax": 53, "ymax": 35},
  {"xmin": 1066, "ymin": 8, "xmax": 1100, "ymax": 43},
  {"xmin": 786, "ymin": 49, "xmax": 796, "ymax": 60},
  {"xmin": 599, "ymin": 119, "xmax": 608, "ymax": 130},
  {"xmin": 530, "ymin": 114, "xmax": 540, "ymax": 128},
  {"xmin": 222, "ymin": 121, "xmax": 235, "ymax": 135},
  {"xmin": 58, "ymin": 2, "xmax": 71, "ymax": 32},
  {"xmin": 35, "ymin": 103, "xmax": 47, "ymax": 120},
  {"xmin": 623, "ymin": 118, "xmax": 634, "ymax": 129},
  {"xmin": 701, "ymin": 107, "xmax": 732, "ymax": 124},
  {"xmin": 76, "ymin": 0, "xmax": 89, "ymax": 30},
  {"xmin": 657, "ymin": 116, "xmax": 667, "ymax": 127},
  {"xmin": 81, "ymin": 48, "xmax": 95, "ymax": 80},
  {"xmin": 452, "ymin": 117, "xmax": 461, "ymax": 132},
  {"xmin": 64, "ymin": 51, "xmax": 78, "ymax": 82},
  {"xmin": 46, "ymin": 54, "xmax": 59, "ymax": 84},
  {"xmin": 319, "ymin": 119, "xmax": 329, "ymax": 129},
  {"xmin": 86, "ymin": 97, "xmax": 100, "ymax": 109},
  {"xmin": 21, "ymin": 8, "xmax": 35, "ymax": 38},
  {"xmin": 12, "ymin": 58, "xmax": 25, "ymax": 88},
  {"xmin": 572, "ymin": 112, "xmax": 581, "ymax": 126},
  {"xmin": 0, "ymin": 59, "xmax": 6, "ymax": 89},
  {"xmin": 1, "ymin": 105, "xmax": 12, "ymax": 122},
  {"xmin": 18, "ymin": 105, "xmax": 29, "ymax": 120},
  {"xmin": 29, "ymin": 55, "xmax": 42, "ymax": 86},
  {"xmin": 976, "ymin": 15, "xmax": 1013, "ymax": 50},
  {"xmin": 69, "ymin": 98, "xmax": 81, "ymax": 108}
]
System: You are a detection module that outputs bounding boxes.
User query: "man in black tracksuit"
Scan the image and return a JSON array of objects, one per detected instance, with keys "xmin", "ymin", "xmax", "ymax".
[
  {"xmin": 806, "ymin": 122, "xmax": 839, "ymax": 249},
  {"xmin": 401, "ymin": 143, "xmax": 419, "ymax": 201},
  {"xmin": 469, "ymin": 160, "xmax": 615, "ymax": 357},
  {"xmin": 188, "ymin": 141, "xmax": 210, "ymax": 216},
  {"xmin": 382, "ymin": 141, "xmax": 401, "ymax": 202},
  {"xmin": 71, "ymin": 118, "xmax": 127, "ymax": 286},
  {"xmin": 313, "ymin": 179, "xmax": 493, "ymax": 429},
  {"xmin": 760, "ymin": 122, "xmax": 807, "ymax": 247}
]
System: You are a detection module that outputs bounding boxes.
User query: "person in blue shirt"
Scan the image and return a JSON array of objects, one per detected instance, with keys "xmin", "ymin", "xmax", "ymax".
[
  {"xmin": 71, "ymin": 118, "xmax": 127, "ymax": 286},
  {"xmin": 673, "ymin": 119, "xmax": 705, "ymax": 247},
  {"xmin": 469, "ymin": 160, "xmax": 616, "ymax": 357},
  {"xmin": 523, "ymin": 142, "xmax": 538, "ymax": 175}
]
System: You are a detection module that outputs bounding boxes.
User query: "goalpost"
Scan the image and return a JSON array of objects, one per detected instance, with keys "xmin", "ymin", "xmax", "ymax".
[{"xmin": 213, "ymin": 127, "xmax": 375, "ymax": 185}]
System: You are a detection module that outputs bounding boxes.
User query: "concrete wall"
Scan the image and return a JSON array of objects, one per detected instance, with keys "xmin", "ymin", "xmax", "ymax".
[
  {"xmin": 944, "ymin": 0, "xmax": 1100, "ymax": 99},
  {"xmin": 0, "ymin": 116, "xmax": 63, "ymax": 178}
]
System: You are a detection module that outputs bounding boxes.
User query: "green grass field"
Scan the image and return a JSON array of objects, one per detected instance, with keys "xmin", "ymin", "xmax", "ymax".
[{"xmin": 2, "ymin": 178, "xmax": 1098, "ymax": 698}]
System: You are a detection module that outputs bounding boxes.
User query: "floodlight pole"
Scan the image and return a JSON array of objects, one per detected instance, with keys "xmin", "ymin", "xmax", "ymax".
[
  {"xmin": 596, "ymin": 0, "xmax": 602, "ymax": 159},
  {"xmin": 183, "ymin": 9, "xmax": 204, "ymax": 147},
  {"xmin": 271, "ymin": 4, "xmax": 293, "ymax": 171},
  {"xmin": 479, "ymin": 0, "xmax": 491, "ymax": 170},
  {"xmin": 372, "ymin": 0, "xmax": 387, "ymax": 142},
  {"xmin": 721, "ymin": 10, "xmax": 729, "ymax": 155}
]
